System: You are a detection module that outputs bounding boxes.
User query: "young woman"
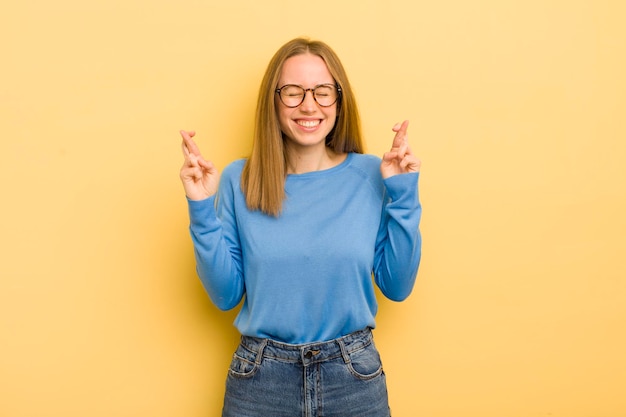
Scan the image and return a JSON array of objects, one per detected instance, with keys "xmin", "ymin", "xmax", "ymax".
[{"xmin": 180, "ymin": 37, "xmax": 422, "ymax": 416}]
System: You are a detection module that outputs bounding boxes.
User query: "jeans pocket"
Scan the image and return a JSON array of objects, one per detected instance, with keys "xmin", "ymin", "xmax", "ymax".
[
  {"xmin": 228, "ymin": 344, "xmax": 260, "ymax": 379},
  {"xmin": 346, "ymin": 343, "xmax": 383, "ymax": 380}
]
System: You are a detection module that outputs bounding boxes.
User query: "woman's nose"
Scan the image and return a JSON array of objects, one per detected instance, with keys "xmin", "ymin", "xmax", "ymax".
[{"xmin": 299, "ymin": 90, "xmax": 317, "ymax": 111}]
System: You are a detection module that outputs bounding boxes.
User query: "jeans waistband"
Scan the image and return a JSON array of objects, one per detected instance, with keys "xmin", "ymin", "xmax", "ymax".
[{"xmin": 239, "ymin": 328, "xmax": 374, "ymax": 365}]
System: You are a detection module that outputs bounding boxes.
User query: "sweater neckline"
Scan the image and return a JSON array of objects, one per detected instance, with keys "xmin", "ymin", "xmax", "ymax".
[{"xmin": 286, "ymin": 152, "xmax": 354, "ymax": 180}]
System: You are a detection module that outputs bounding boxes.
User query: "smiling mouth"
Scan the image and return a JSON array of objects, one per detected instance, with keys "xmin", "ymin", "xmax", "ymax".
[{"xmin": 296, "ymin": 120, "xmax": 321, "ymax": 128}]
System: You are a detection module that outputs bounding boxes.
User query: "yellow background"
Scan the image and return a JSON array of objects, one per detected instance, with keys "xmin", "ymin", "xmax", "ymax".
[{"xmin": 1, "ymin": 0, "xmax": 625, "ymax": 416}]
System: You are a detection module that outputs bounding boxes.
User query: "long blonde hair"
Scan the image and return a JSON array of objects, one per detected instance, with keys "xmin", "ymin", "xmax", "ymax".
[{"xmin": 241, "ymin": 38, "xmax": 364, "ymax": 217}]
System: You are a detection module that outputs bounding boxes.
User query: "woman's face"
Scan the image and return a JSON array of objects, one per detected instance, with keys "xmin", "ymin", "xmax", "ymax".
[{"xmin": 275, "ymin": 53, "xmax": 337, "ymax": 151}]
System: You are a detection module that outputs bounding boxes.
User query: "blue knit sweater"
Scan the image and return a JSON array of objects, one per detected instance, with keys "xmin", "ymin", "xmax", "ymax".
[{"xmin": 187, "ymin": 152, "xmax": 421, "ymax": 344}]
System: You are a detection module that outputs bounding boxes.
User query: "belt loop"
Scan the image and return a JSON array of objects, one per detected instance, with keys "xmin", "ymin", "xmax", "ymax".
[
  {"xmin": 336, "ymin": 337, "xmax": 351, "ymax": 364},
  {"xmin": 255, "ymin": 339, "xmax": 268, "ymax": 365}
]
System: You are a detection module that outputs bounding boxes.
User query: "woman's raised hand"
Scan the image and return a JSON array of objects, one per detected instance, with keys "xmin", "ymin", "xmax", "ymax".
[
  {"xmin": 380, "ymin": 120, "xmax": 421, "ymax": 179},
  {"xmin": 179, "ymin": 130, "xmax": 220, "ymax": 201}
]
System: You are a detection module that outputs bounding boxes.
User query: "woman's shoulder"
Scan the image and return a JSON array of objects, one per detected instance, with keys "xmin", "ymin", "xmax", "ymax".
[
  {"xmin": 221, "ymin": 158, "xmax": 247, "ymax": 180},
  {"xmin": 351, "ymin": 152, "xmax": 381, "ymax": 162},
  {"xmin": 347, "ymin": 153, "xmax": 382, "ymax": 175},
  {"xmin": 344, "ymin": 153, "xmax": 384, "ymax": 192},
  {"xmin": 216, "ymin": 159, "xmax": 247, "ymax": 192}
]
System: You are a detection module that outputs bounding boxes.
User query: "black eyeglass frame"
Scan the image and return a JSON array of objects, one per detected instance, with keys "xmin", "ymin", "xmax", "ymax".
[{"xmin": 275, "ymin": 83, "xmax": 342, "ymax": 108}]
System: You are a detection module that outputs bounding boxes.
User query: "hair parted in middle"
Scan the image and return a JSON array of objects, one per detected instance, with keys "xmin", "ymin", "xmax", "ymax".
[{"xmin": 241, "ymin": 37, "xmax": 364, "ymax": 217}]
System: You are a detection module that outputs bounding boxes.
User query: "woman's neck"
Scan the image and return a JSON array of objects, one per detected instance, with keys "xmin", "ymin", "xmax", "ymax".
[{"xmin": 285, "ymin": 144, "xmax": 347, "ymax": 174}]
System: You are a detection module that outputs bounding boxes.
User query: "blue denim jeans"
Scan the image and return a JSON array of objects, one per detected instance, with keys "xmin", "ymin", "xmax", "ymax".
[{"xmin": 222, "ymin": 328, "xmax": 391, "ymax": 417}]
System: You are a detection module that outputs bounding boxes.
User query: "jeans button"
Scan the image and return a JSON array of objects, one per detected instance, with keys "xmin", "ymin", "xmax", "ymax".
[{"xmin": 304, "ymin": 350, "xmax": 320, "ymax": 359}]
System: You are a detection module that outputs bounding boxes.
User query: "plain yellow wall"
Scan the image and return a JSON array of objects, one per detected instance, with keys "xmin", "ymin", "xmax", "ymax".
[{"xmin": 1, "ymin": 0, "xmax": 625, "ymax": 416}]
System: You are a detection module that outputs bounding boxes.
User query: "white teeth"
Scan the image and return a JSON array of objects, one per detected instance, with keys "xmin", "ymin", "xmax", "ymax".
[{"xmin": 297, "ymin": 120, "xmax": 320, "ymax": 128}]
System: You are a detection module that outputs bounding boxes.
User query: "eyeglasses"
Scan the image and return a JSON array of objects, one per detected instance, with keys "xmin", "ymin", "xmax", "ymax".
[{"xmin": 275, "ymin": 84, "xmax": 342, "ymax": 108}]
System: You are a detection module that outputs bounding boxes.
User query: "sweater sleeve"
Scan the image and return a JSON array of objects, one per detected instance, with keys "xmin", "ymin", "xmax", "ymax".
[
  {"xmin": 187, "ymin": 175, "xmax": 245, "ymax": 310},
  {"xmin": 373, "ymin": 172, "xmax": 422, "ymax": 301}
]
